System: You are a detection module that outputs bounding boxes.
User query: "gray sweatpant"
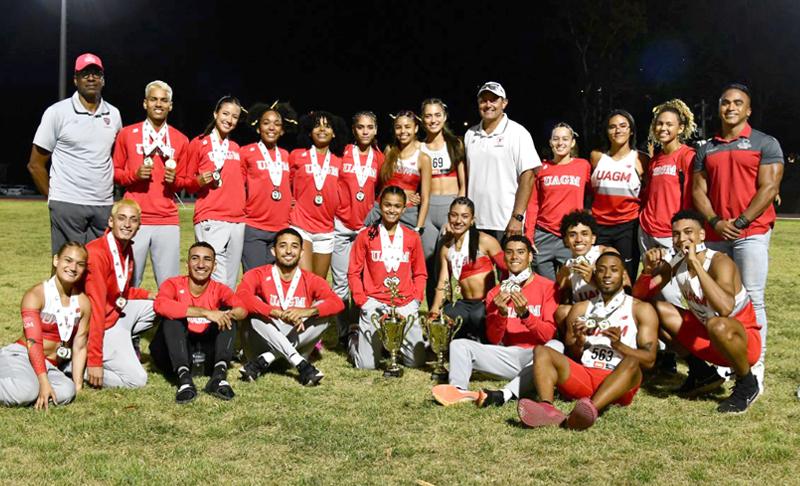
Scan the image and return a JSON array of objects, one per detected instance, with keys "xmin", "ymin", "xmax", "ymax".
[
  {"xmin": 48, "ymin": 200, "xmax": 111, "ymax": 255},
  {"xmin": 249, "ymin": 316, "xmax": 329, "ymax": 364},
  {"xmin": 533, "ymin": 228, "xmax": 572, "ymax": 281},
  {"xmin": 331, "ymin": 219, "xmax": 360, "ymax": 339},
  {"xmin": 423, "ymin": 195, "xmax": 454, "ymax": 305},
  {"xmin": 131, "ymin": 224, "xmax": 180, "ymax": 287},
  {"xmin": 241, "ymin": 225, "xmax": 279, "ymax": 272},
  {"xmin": 66, "ymin": 299, "xmax": 156, "ymax": 389},
  {"xmin": 0, "ymin": 343, "xmax": 75, "ymax": 407},
  {"xmin": 194, "ymin": 220, "xmax": 245, "ymax": 290},
  {"xmin": 350, "ymin": 298, "xmax": 425, "ymax": 370},
  {"xmin": 448, "ymin": 338, "xmax": 533, "ymax": 391}
]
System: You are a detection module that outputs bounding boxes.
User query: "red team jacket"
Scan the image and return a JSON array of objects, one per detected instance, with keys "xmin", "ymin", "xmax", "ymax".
[{"xmin": 485, "ymin": 276, "xmax": 558, "ymax": 348}]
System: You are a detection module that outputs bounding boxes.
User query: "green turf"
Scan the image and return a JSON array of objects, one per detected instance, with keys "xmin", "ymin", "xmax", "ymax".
[{"xmin": 1, "ymin": 200, "xmax": 799, "ymax": 485}]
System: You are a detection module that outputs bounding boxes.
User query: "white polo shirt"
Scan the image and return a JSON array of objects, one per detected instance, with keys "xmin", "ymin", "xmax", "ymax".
[
  {"xmin": 33, "ymin": 91, "xmax": 122, "ymax": 205},
  {"xmin": 465, "ymin": 114, "xmax": 541, "ymax": 231}
]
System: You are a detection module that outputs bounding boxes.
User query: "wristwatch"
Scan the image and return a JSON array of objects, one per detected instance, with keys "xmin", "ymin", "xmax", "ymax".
[{"xmin": 512, "ymin": 213, "xmax": 524, "ymax": 222}]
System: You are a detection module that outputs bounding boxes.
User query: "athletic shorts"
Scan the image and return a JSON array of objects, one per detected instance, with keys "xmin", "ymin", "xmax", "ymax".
[
  {"xmin": 557, "ymin": 357, "xmax": 640, "ymax": 406},
  {"xmin": 291, "ymin": 226, "xmax": 335, "ymax": 254},
  {"xmin": 676, "ymin": 301, "xmax": 761, "ymax": 367}
]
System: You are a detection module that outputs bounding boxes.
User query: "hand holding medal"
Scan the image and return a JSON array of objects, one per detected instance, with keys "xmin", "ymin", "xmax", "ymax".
[{"xmin": 164, "ymin": 158, "xmax": 177, "ymax": 184}]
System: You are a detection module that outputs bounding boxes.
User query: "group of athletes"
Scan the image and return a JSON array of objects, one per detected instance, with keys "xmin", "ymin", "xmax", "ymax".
[{"xmin": 0, "ymin": 53, "xmax": 785, "ymax": 430}]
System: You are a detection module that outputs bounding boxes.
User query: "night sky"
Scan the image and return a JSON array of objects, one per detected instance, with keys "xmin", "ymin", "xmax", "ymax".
[{"xmin": 6, "ymin": 1, "xmax": 800, "ymax": 200}]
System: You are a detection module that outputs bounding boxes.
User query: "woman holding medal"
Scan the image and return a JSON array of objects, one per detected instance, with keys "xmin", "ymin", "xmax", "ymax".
[
  {"xmin": 289, "ymin": 110, "xmax": 348, "ymax": 278},
  {"xmin": 365, "ymin": 110, "xmax": 433, "ymax": 233},
  {"xmin": 428, "ymin": 197, "xmax": 504, "ymax": 342},
  {"xmin": 331, "ymin": 111, "xmax": 384, "ymax": 343},
  {"xmin": 0, "ymin": 242, "xmax": 92, "ymax": 409},
  {"xmin": 420, "ymin": 99, "xmax": 466, "ymax": 305},
  {"xmin": 241, "ymin": 101, "xmax": 297, "ymax": 271},
  {"xmin": 347, "ymin": 186, "xmax": 428, "ymax": 370},
  {"xmin": 185, "ymin": 95, "xmax": 247, "ymax": 290}
]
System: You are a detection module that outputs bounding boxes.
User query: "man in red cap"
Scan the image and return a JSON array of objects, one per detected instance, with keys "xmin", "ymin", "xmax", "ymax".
[{"xmin": 29, "ymin": 53, "xmax": 123, "ymax": 255}]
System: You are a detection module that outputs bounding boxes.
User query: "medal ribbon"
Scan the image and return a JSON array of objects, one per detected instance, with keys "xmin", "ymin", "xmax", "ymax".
[
  {"xmin": 142, "ymin": 119, "xmax": 173, "ymax": 158},
  {"xmin": 44, "ymin": 276, "xmax": 81, "ymax": 342},
  {"xmin": 209, "ymin": 128, "xmax": 229, "ymax": 171},
  {"xmin": 308, "ymin": 148, "xmax": 332, "ymax": 193},
  {"xmin": 379, "ymin": 225, "xmax": 404, "ymax": 274},
  {"xmin": 258, "ymin": 141, "xmax": 284, "ymax": 188},
  {"xmin": 351, "ymin": 145, "xmax": 373, "ymax": 189},
  {"xmin": 500, "ymin": 267, "xmax": 532, "ymax": 292},
  {"xmin": 271, "ymin": 265, "xmax": 302, "ymax": 311},
  {"xmin": 106, "ymin": 232, "xmax": 130, "ymax": 296}
]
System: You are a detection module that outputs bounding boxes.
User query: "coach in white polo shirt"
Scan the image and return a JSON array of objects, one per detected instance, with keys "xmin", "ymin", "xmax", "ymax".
[
  {"xmin": 28, "ymin": 53, "xmax": 123, "ymax": 254},
  {"xmin": 465, "ymin": 82, "xmax": 541, "ymax": 241}
]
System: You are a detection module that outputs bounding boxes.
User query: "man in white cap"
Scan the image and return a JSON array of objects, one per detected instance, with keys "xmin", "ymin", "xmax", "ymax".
[
  {"xmin": 28, "ymin": 53, "xmax": 123, "ymax": 254},
  {"xmin": 464, "ymin": 81, "xmax": 541, "ymax": 241}
]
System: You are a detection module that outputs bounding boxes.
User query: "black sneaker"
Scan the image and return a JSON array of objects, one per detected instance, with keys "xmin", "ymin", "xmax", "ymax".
[
  {"xmin": 717, "ymin": 372, "xmax": 759, "ymax": 414},
  {"xmin": 476, "ymin": 389, "xmax": 506, "ymax": 408},
  {"xmin": 297, "ymin": 361, "xmax": 324, "ymax": 386},
  {"xmin": 656, "ymin": 350, "xmax": 678, "ymax": 375},
  {"xmin": 239, "ymin": 356, "xmax": 269, "ymax": 382},
  {"xmin": 175, "ymin": 383, "xmax": 197, "ymax": 404},
  {"xmin": 676, "ymin": 359, "xmax": 724, "ymax": 397},
  {"xmin": 204, "ymin": 377, "xmax": 235, "ymax": 401}
]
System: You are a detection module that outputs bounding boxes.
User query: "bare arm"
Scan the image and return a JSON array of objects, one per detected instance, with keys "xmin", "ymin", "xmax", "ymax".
[
  {"xmin": 416, "ymin": 152, "xmax": 432, "ymax": 228},
  {"xmin": 27, "ymin": 145, "xmax": 51, "ymax": 197},
  {"xmin": 506, "ymin": 168, "xmax": 535, "ymax": 235},
  {"xmin": 563, "ymin": 301, "xmax": 589, "ymax": 361},
  {"xmin": 428, "ymin": 245, "xmax": 451, "ymax": 315},
  {"xmin": 70, "ymin": 295, "xmax": 92, "ymax": 392},
  {"xmin": 691, "ymin": 250, "xmax": 737, "ymax": 317},
  {"xmin": 742, "ymin": 163, "xmax": 783, "ymax": 224}
]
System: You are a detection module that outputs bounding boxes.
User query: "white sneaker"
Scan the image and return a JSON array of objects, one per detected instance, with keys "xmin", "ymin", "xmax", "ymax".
[{"xmin": 751, "ymin": 361, "xmax": 765, "ymax": 396}]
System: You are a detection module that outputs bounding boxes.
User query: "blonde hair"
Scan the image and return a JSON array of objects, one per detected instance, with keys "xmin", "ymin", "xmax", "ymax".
[
  {"xmin": 144, "ymin": 80, "xmax": 173, "ymax": 102},
  {"xmin": 648, "ymin": 99, "xmax": 697, "ymax": 146},
  {"xmin": 111, "ymin": 199, "xmax": 141, "ymax": 217}
]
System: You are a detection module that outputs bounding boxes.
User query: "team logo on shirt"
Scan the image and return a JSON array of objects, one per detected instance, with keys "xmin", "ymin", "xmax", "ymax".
[
  {"xmin": 507, "ymin": 304, "xmax": 541, "ymax": 318},
  {"xmin": 737, "ymin": 138, "xmax": 752, "ymax": 150},
  {"xmin": 304, "ymin": 164, "xmax": 339, "ymax": 176},
  {"xmin": 594, "ymin": 170, "xmax": 631, "ymax": 182},
  {"xmin": 103, "ymin": 117, "xmax": 111, "ymax": 126},
  {"xmin": 652, "ymin": 165, "xmax": 677, "ymax": 177},
  {"xmin": 370, "ymin": 251, "xmax": 410, "ymax": 263},
  {"xmin": 269, "ymin": 296, "xmax": 307, "ymax": 307},
  {"xmin": 541, "ymin": 175, "xmax": 582, "ymax": 187},
  {"xmin": 342, "ymin": 164, "xmax": 377, "ymax": 177},
  {"xmin": 257, "ymin": 160, "xmax": 289, "ymax": 171}
]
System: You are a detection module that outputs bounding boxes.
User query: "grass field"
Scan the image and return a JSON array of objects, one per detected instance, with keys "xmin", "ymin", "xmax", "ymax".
[{"xmin": 1, "ymin": 200, "xmax": 799, "ymax": 485}]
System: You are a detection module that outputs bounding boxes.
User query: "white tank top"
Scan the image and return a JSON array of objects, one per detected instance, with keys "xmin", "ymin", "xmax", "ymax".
[
  {"xmin": 568, "ymin": 245, "xmax": 602, "ymax": 303},
  {"xmin": 421, "ymin": 143, "xmax": 454, "ymax": 177},
  {"xmin": 590, "ymin": 150, "xmax": 641, "ymax": 198},
  {"xmin": 396, "ymin": 149, "xmax": 421, "ymax": 176},
  {"xmin": 675, "ymin": 249, "xmax": 750, "ymax": 325},
  {"xmin": 39, "ymin": 276, "xmax": 82, "ymax": 342},
  {"xmin": 580, "ymin": 292, "xmax": 637, "ymax": 371}
]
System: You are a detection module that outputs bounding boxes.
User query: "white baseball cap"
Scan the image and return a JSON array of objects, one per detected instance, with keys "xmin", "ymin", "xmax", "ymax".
[{"xmin": 477, "ymin": 81, "xmax": 506, "ymax": 98}]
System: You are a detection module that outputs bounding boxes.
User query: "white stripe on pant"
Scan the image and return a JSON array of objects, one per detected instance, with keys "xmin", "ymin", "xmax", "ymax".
[
  {"xmin": 249, "ymin": 316, "xmax": 330, "ymax": 363},
  {"xmin": 131, "ymin": 224, "xmax": 181, "ymax": 287},
  {"xmin": 194, "ymin": 220, "xmax": 245, "ymax": 290},
  {"xmin": 0, "ymin": 343, "xmax": 76, "ymax": 406},
  {"xmin": 448, "ymin": 338, "xmax": 534, "ymax": 391},
  {"xmin": 350, "ymin": 298, "xmax": 426, "ymax": 370}
]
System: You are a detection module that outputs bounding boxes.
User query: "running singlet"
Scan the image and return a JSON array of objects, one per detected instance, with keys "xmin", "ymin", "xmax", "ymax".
[
  {"xmin": 674, "ymin": 249, "xmax": 750, "ymax": 325},
  {"xmin": 421, "ymin": 143, "xmax": 454, "ymax": 178},
  {"xmin": 37, "ymin": 277, "xmax": 81, "ymax": 344},
  {"xmin": 580, "ymin": 292, "xmax": 637, "ymax": 371},
  {"xmin": 591, "ymin": 150, "xmax": 641, "ymax": 225},
  {"xmin": 385, "ymin": 150, "xmax": 421, "ymax": 191},
  {"xmin": 567, "ymin": 245, "xmax": 602, "ymax": 303}
]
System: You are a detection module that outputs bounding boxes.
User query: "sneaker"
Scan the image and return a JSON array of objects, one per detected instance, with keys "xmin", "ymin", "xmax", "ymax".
[
  {"xmin": 676, "ymin": 360, "xmax": 724, "ymax": 398},
  {"xmin": 517, "ymin": 399, "xmax": 566, "ymax": 427},
  {"xmin": 297, "ymin": 361, "xmax": 324, "ymax": 386},
  {"xmin": 717, "ymin": 372, "xmax": 759, "ymax": 414},
  {"xmin": 239, "ymin": 356, "xmax": 269, "ymax": 382},
  {"xmin": 656, "ymin": 350, "xmax": 678, "ymax": 375},
  {"xmin": 204, "ymin": 378, "xmax": 235, "ymax": 401},
  {"xmin": 566, "ymin": 398, "xmax": 599, "ymax": 430},
  {"xmin": 476, "ymin": 389, "xmax": 506, "ymax": 408},
  {"xmin": 431, "ymin": 384, "xmax": 480, "ymax": 406},
  {"xmin": 175, "ymin": 383, "xmax": 197, "ymax": 404},
  {"xmin": 751, "ymin": 361, "xmax": 765, "ymax": 396}
]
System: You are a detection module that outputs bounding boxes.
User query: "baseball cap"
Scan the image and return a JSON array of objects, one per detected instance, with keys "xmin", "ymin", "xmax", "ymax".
[
  {"xmin": 477, "ymin": 81, "xmax": 506, "ymax": 98},
  {"xmin": 74, "ymin": 53, "xmax": 104, "ymax": 72}
]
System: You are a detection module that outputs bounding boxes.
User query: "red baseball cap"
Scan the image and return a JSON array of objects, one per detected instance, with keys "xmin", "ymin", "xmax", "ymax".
[{"xmin": 74, "ymin": 53, "xmax": 104, "ymax": 72}]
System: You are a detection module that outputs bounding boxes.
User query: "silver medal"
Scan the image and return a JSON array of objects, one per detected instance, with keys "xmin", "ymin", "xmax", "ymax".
[
  {"xmin": 56, "ymin": 344, "xmax": 71, "ymax": 361},
  {"xmin": 314, "ymin": 194, "xmax": 323, "ymax": 206},
  {"xmin": 271, "ymin": 189, "xmax": 282, "ymax": 201},
  {"xmin": 143, "ymin": 156, "xmax": 153, "ymax": 167},
  {"xmin": 212, "ymin": 170, "xmax": 222, "ymax": 187},
  {"xmin": 116, "ymin": 296, "xmax": 127, "ymax": 309},
  {"xmin": 355, "ymin": 191, "xmax": 365, "ymax": 202}
]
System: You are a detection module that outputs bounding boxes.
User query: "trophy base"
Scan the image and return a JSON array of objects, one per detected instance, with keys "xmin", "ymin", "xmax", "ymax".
[
  {"xmin": 430, "ymin": 370, "xmax": 448, "ymax": 384},
  {"xmin": 383, "ymin": 367, "xmax": 404, "ymax": 378}
]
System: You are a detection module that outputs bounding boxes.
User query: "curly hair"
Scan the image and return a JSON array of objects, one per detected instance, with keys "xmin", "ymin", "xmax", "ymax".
[{"xmin": 647, "ymin": 98, "xmax": 697, "ymax": 147}]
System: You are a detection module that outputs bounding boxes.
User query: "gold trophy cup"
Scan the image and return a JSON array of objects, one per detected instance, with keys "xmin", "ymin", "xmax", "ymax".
[
  {"xmin": 422, "ymin": 313, "xmax": 463, "ymax": 383},
  {"xmin": 371, "ymin": 308, "xmax": 416, "ymax": 377}
]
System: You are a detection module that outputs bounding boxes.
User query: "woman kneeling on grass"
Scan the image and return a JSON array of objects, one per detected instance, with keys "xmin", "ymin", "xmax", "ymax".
[{"xmin": 0, "ymin": 242, "xmax": 92, "ymax": 409}]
